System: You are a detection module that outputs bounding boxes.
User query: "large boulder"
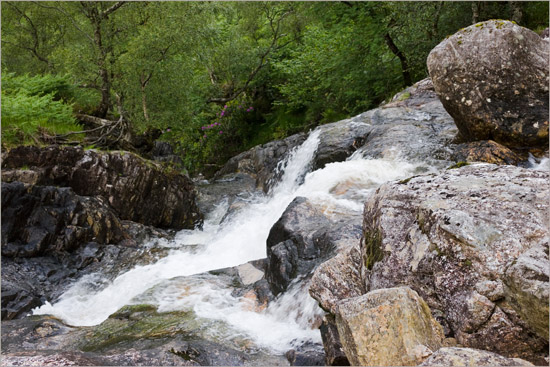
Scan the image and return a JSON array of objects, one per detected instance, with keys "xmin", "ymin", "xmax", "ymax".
[
  {"xmin": 420, "ymin": 347, "xmax": 534, "ymax": 366},
  {"xmin": 265, "ymin": 197, "xmax": 362, "ymax": 295},
  {"xmin": 2, "ymin": 145, "xmax": 202, "ymax": 229},
  {"xmin": 335, "ymin": 287, "xmax": 444, "ymax": 366},
  {"xmin": 427, "ymin": 20, "xmax": 549, "ymax": 148},
  {"xmin": 361, "ymin": 164, "xmax": 549, "ymax": 364}
]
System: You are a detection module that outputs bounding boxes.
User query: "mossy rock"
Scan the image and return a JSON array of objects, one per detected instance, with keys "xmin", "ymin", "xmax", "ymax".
[
  {"xmin": 80, "ymin": 305, "xmax": 203, "ymax": 353},
  {"xmin": 363, "ymin": 228, "xmax": 383, "ymax": 270}
]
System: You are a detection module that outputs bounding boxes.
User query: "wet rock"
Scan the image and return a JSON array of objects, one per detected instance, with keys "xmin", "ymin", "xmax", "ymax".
[
  {"xmin": 2, "ymin": 305, "xmax": 258, "ymax": 366},
  {"xmin": 427, "ymin": 20, "xmax": 549, "ymax": 148},
  {"xmin": 215, "ymin": 133, "xmax": 307, "ymax": 192},
  {"xmin": 2, "ymin": 145, "xmax": 202, "ymax": 229},
  {"xmin": 285, "ymin": 342, "xmax": 325, "ymax": 366},
  {"xmin": 335, "ymin": 287, "xmax": 444, "ymax": 366},
  {"xmin": 319, "ymin": 314, "xmax": 349, "ymax": 366},
  {"xmin": 309, "ymin": 246, "xmax": 364, "ymax": 314},
  {"xmin": 1, "ymin": 179, "xmax": 174, "ymax": 320},
  {"xmin": 360, "ymin": 164, "xmax": 549, "ymax": 364},
  {"xmin": 352, "ymin": 78, "xmax": 458, "ymax": 167},
  {"xmin": 266, "ymin": 197, "xmax": 362, "ymax": 295},
  {"xmin": 170, "ymin": 340, "xmax": 248, "ymax": 366},
  {"xmin": 1, "ymin": 182, "xmax": 125, "ymax": 258},
  {"xmin": 419, "ymin": 347, "xmax": 534, "ymax": 366},
  {"xmin": 195, "ymin": 173, "xmax": 259, "ymax": 218},
  {"xmin": 452, "ymin": 140, "xmax": 522, "ymax": 165},
  {"xmin": 237, "ymin": 263, "xmax": 264, "ymax": 285},
  {"xmin": 312, "ymin": 119, "xmax": 371, "ymax": 170}
]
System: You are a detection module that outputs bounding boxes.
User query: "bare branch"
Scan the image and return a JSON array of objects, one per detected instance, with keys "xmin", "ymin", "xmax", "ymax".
[{"xmin": 101, "ymin": 1, "xmax": 126, "ymax": 19}]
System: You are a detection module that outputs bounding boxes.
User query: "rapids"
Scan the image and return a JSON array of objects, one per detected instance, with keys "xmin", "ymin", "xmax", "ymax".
[{"xmin": 34, "ymin": 125, "xmax": 431, "ymax": 353}]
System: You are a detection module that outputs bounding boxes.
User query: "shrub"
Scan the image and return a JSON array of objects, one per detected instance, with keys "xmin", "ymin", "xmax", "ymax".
[{"xmin": 1, "ymin": 72, "xmax": 82, "ymax": 146}]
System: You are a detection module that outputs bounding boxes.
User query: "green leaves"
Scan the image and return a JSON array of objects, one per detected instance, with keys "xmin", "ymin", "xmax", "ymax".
[{"xmin": 2, "ymin": 73, "xmax": 81, "ymax": 146}]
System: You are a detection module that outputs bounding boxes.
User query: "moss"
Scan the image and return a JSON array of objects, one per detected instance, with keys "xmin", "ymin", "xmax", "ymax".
[
  {"xmin": 80, "ymin": 306, "xmax": 201, "ymax": 352},
  {"xmin": 170, "ymin": 347, "xmax": 198, "ymax": 361},
  {"xmin": 447, "ymin": 161, "xmax": 470, "ymax": 170},
  {"xmin": 397, "ymin": 91, "xmax": 411, "ymax": 101},
  {"xmin": 463, "ymin": 259, "xmax": 472, "ymax": 267},
  {"xmin": 417, "ymin": 210, "xmax": 428, "ymax": 234},
  {"xmin": 363, "ymin": 228, "xmax": 383, "ymax": 270}
]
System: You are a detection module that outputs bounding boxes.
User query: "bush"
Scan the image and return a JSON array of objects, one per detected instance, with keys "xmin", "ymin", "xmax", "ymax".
[{"xmin": 1, "ymin": 72, "xmax": 82, "ymax": 146}]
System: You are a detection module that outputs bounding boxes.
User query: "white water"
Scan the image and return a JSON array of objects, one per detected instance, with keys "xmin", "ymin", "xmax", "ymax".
[
  {"xmin": 33, "ymin": 127, "xmax": 423, "ymax": 353},
  {"xmin": 528, "ymin": 153, "xmax": 550, "ymax": 171}
]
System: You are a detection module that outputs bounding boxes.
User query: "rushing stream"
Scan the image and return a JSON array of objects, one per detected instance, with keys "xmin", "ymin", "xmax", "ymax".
[{"xmin": 34, "ymin": 125, "xmax": 432, "ymax": 353}]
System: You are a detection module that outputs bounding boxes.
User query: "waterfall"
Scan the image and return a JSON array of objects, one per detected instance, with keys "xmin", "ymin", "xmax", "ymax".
[{"xmin": 33, "ymin": 127, "xmax": 421, "ymax": 352}]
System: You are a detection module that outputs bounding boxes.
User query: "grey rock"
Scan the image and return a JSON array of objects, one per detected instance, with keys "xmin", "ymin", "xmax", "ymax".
[
  {"xmin": 266, "ymin": 197, "xmax": 362, "ymax": 295},
  {"xmin": 312, "ymin": 119, "xmax": 371, "ymax": 170},
  {"xmin": 427, "ymin": 20, "xmax": 549, "ymax": 148},
  {"xmin": 504, "ymin": 241, "xmax": 549, "ymax": 340},
  {"xmin": 361, "ymin": 164, "xmax": 549, "ymax": 364},
  {"xmin": 420, "ymin": 347, "xmax": 534, "ymax": 366},
  {"xmin": 353, "ymin": 78, "xmax": 458, "ymax": 168},
  {"xmin": 2, "ymin": 145, "xmax": 202, "ymax": 230},
  {"xmin": 309, "ymin": 246, "xmax": 364, "ymax": 315},
  {"xmin": 237, "ymin": 263, "xmax": 265, "ymax": 286}
]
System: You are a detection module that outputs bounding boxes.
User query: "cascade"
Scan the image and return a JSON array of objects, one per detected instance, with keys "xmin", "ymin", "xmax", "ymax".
[{"xmin": 34, "ymin": 126, "xmax": 421, "ymax": 352}]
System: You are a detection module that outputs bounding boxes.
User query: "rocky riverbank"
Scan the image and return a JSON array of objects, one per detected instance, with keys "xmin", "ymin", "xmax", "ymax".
[{"xmin": 2, "ymin": 20, "xmax": 548, "ymax": 367}]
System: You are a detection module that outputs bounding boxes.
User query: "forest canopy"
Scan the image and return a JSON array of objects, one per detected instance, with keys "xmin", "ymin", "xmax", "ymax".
[{"xmin": 2, "ymin": 1, "xmax": 548, "ymax": 173}]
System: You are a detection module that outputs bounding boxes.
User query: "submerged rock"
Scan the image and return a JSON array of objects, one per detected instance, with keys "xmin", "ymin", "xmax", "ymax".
[
  {"xmin": 360, "ymin": 164, "xmax": 548, "ymax": 364},
  {"xmin": 420, "ymin": 347, "xmax": 534, "ymax": 366},
  {"xmin": 2, "ymin": 145, "xmax": 202, "ymax": 229},
  {"xmin": 335, "ymin": 287, "xmax": 444, "ymax": 366},
  {"xmin": 427, "ymin": 20, "xmax": 549, "ymax": 148}
]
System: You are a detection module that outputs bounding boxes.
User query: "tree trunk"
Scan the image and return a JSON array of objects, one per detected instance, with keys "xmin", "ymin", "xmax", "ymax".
[
  {"xmin": 140, "ymin": 74, "xmax": 150, "ymax": 122},
  {"xmin": 429, "ymin": 2, "xmax": 444, "ymax": 41},
  {"xmin": 384, "ymin": 32, "xmax": 412, "ymax": 86},
  {"xmin": 472, "ymin": 2, "xmax": 480, "ymax": 24},
  {"xmin": 94, "ymin": 21, "xmax": 111, "ymax": 118},
  {"xmin": 509, "ymin": 1, "xmax": 523, "ymax": 24}
]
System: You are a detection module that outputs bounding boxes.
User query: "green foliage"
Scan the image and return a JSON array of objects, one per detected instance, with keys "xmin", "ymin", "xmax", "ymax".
[
  {"xmin": 1, "ymin": 72, "xmax": 82, "ymax": 146},
  {"xmin": 2, "ymin": 1, "xmax": 548, "ymax": 172}
]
